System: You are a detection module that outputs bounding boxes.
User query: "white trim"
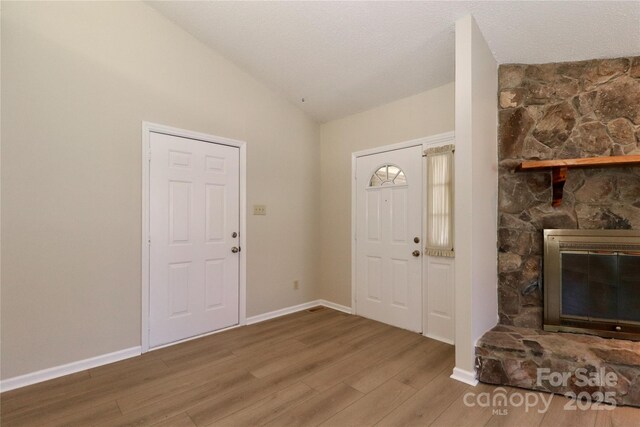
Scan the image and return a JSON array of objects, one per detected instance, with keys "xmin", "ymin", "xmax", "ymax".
[
  {"xmin": 141, "ymin": 122, "xmax": 247, "ymax": 353},
  {"xmin": 450, "ymin": 367, "xmax": 478, "ymax": 386},
  {"xmin": 351, "ymin": 132, "xmax": 455, "ymax": 337},
  {"xmin": 317, "ymin": 299, "xmax": 352, "ymax": 314},
  {"xmin": 246, "ymin": 299, "xmax": 352, "ymax": 325},
  {"xmin": 351, "ymin": 155, "xmax": 358, "ymax": 314},
  {"xmin": 351, "ymin": 132, "xmax": 454, "ymax": 159},
  {"xmin": 353, "ymin": 137, "xmax": 426, "ymax": 159},
  {"xmin": 421, "ymin": 131, "xmax": 455, "ymax": 146},
  {"xmin": 0, "ymin": 347, "xmax": 141, "ymax": 392},
  {"xmin": 246, "ymin": 301, "xmax": 321, "ymax": 325}
]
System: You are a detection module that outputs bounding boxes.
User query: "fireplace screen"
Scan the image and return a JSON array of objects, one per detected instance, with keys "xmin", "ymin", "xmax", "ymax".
[
  {"xmin": 561, "ymin": 251, "xmax": 640, "ymax": 323},
  {"xmin": 544, "ymin": 230, "xmax": 640, "ymax": 340}
]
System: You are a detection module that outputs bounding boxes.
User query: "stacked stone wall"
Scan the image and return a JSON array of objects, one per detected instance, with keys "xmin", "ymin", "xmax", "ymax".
[{"xmin": 497, "ymin": 57, "xmax": 640, "ymax": 328}]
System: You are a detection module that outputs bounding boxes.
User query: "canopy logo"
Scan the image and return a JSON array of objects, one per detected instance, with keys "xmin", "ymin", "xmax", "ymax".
[
  {"xmin": 463, "ymin": 387, "xmax": 553, "ymax": 415},
  {"xmin": 464, "ymin": 368, "xmax": 619, "ymax": 415}
]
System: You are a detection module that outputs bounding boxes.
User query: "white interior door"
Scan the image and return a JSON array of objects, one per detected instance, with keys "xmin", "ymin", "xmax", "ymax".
[
  {"xmin": 355, "ymin": 146, "xmax": 422, "ymax": 332},
  {"xmin": 149, "ymin": 132, "xmax": 240, "ymax": 348}
]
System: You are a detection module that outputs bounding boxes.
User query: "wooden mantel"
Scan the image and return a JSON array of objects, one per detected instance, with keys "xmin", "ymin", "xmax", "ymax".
[{"xmin": 517, "ymin": 155, "xmax": 640, "ymax": 207}]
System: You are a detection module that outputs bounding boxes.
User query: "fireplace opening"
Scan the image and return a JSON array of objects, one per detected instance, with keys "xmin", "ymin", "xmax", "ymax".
[{"xmin": 544, "ymin": 229, "xmax": 640, "ymax": 340}]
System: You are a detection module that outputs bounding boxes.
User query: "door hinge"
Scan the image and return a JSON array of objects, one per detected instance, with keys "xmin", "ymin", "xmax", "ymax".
[{"xmin": 146, "ymin": 150, "xmax": 152, "ymax": 161}]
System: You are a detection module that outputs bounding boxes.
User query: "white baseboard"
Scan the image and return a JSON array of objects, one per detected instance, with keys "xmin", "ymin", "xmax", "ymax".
[
  {"xmin": 246, "ymin": 299, "xmax": 352, "ymax": 325},
  {"xmin": 1, "ymin": 299, "xmax": 354, "ymax": 392},
  {"xmin": 317, "ymin": 299, "xmax": 352, "ymax": 314},
  {"xmin": 450, "ymin": 367, "xmax": 479, "ymax": 386},
  {"xmin": 246, "ymin": 301, "xmax": 321, "ymax": 325},
  {"xmin": 0, "ymin": 346, "xmax": 141, "ymax": 393}
]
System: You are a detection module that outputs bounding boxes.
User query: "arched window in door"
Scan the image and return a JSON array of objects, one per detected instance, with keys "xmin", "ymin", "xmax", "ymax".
[{"xmin": 369, "ymin": 164, "xmax": 406, "ymax": 187}]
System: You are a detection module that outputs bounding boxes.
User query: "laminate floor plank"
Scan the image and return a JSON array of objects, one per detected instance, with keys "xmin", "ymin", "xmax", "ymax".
[
  {"xmin": 186, "ymin": 373, "xmax": 302, "ymax": 426},
  {"xmin": 393, "ymin": 342, "xmax": 454, "ymax": 390},
  {"xmin": 2, "ymin": 309, "xmax": 639, "ymax": 427},
  {"xmin": 212, "ymin": 382, "xmax": 317, "ymax": 426},
  {"xmin": 185, "ymin": 333, "xmax": 368, "ymax": 426},
  {"xmin": 1, "ymin": 358, "xmax": 172, "ymax": 425},
  {"xmin": 0, "ymin": 371, "xmax": 91, "ymax": 404},
  {"xmin": 1, "ymin": 359, "xmax": 167, "ymax": 414},
  {"xmin": 2, "ymin": 400, "xmax": 122, "ymax": 427},
  {"xmin": 294, "ymin": 315, "xmax": 368, "ymax": 347},
  {"xmin": 302, "ymin": 327, "xmax": 421, "ymax": 392},
  {"xmin": 151, "ymin": 412, "xmax": 197, "ymax": 427},
  {"xmin": 539, "ymin": 394, "xmax": 598, "ymax": 427},
  {"xmin": 116, "ymin": 367, "xmax": 254, "ymax": 414},
  {"xmin": 187, "ymin": 324, "xmax": 389, "ymax": 425},
  {"xmin": 229, "ymin": 314, "xmax": 347, "ymax": 358},
  {"xmin": 103, "ymin": 371, "xmax": 257, "ymax": 426},
  {"xmin": 483, "ymin": 386, "xmax": 550, "ymax": 427},
  {"xmin": 377, "ymin": 368, "xmax": 469, "ymax": 426},
  {"xmin": 595, "ymin": 404, "xmax": 640, "ymax": 427},
  {"xmin": 213, "ymin": 310, "xmax": 346, "ymax": 356},
  {"xmin": 263, "ymin": 382, "xmax": 363, "ymax": 427},
  {"xmin": 430, "ymin": 383, "xmax": 496, "ymax": 427},
  {"xmin": 146, "ymin": 308, "xmax": 328, "ymax": 364},
  {"xmin": 343, "ymin": 337, "xmax": 438, "ymax": 394},
  {"xmin": 249, "ymin": 319, "xmax": 388, "ymax": 379},
  {"xmin": 320, "ymin": 379, "xmax": 416, "ymax": 426},
  {"xmin": 105, "ymin": 334, "xmax": 306, "ymax": 418}
]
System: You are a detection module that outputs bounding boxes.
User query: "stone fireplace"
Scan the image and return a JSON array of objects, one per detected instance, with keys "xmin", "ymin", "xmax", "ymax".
[{"xmin": 475, "ymin": 56, "xmax": 640, "ymax": 407}]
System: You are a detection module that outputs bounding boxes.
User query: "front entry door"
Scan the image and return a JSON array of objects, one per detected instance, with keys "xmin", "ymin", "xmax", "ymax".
[
  {"xmin": 149, "ymin": 132, "xmax": 240, "ymax": 348},
  {"xmin": 355, "ymin": 146, "xmax": 422, "ymax": 332}
]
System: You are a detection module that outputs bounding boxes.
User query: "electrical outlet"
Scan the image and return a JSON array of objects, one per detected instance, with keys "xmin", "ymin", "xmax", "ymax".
[
  {"xmin": 293, "ymin": 280, "xmax": 299, "ymax": 290},
  {"xmin": 253, "ymin": 205, "xmax": 266, "ymax": 215}
]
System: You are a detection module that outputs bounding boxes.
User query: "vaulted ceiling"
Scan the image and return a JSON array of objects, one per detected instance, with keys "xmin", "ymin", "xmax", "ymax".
[{"xmin": 150, "ymin": 1, "xmax": 640, "ymax": 122}]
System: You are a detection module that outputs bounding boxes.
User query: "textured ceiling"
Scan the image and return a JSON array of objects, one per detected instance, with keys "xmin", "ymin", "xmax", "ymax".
[{"xmin": 150, "ymin": 1, "xmax": 640, "ymax": 122}]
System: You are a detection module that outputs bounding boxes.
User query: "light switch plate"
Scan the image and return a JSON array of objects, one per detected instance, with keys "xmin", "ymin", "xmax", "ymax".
[{"xmin": 253, "ymin": 205, "xmax": 266, "ymax": 215}]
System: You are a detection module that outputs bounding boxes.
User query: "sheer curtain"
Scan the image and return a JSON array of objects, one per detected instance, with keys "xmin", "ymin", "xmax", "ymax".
[{"xmin": 425, "ymin": 145, "xmax": 454, "ymax": 257}]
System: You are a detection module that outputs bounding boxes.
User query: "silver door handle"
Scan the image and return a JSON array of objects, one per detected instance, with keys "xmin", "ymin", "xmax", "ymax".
[{"xmin": 231, "ymin": 247, "xmax": 240, "ymax": 253}]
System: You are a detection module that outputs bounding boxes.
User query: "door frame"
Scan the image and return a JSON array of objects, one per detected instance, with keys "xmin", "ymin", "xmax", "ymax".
[
  {"xmin": 351, "ymin": 131, "xmax": 455, "ymax": 333},
  {"xmin": 141, "ymin": 122, "xmax": 247, "ymax": 353}
]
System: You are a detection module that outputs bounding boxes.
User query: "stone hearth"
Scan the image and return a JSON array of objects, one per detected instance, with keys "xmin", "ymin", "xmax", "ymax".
[
  {"xmin": 477, "ymin": 56, "xmax": 640, "ymax": 407},
  {"xmin": 476, "ymin": 326, "xmax": 640, "ymax": 407}
]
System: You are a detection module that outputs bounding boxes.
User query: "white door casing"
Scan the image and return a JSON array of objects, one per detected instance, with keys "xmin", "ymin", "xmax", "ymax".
[
  {"xmin": 148, "ymin": 131, "xmax": 240, "ymax": 348},
  {"xmin": 355, "ymin": 145, "xmax": 423, "ymax": 332}
]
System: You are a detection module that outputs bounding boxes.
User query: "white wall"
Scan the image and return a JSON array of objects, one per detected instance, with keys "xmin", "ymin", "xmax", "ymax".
[
  {"xmin": 452, "ymin": 15, "xmax": 499, "ymax": 382},
  {"xmin": 319, "ymin": 84, "xmax": 455, "ymax": 306},
  {"xmin": 1, "ymin": 1, "xmax": 320, "ymax": 379}
]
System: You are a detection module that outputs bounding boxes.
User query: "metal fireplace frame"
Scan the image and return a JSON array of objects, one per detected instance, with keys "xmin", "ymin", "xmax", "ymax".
[{"xmin": 543, "ymin": 229, "xmax": 640, "ymax": 341}]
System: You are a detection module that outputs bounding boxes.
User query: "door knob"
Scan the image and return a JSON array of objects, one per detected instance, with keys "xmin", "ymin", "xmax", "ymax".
[
  {"xmin": 231, "ymin": 247, "xmax": 239, "ymax": 253},
  {"xmin": 412, "ymin": 250, "xmax": 421, "ymax": 257}
]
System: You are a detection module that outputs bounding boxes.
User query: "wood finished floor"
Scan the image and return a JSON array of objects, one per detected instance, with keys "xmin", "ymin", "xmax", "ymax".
[{"xmin": 1, "ymin": 307, "xmax": 639, "ymax": 427}]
